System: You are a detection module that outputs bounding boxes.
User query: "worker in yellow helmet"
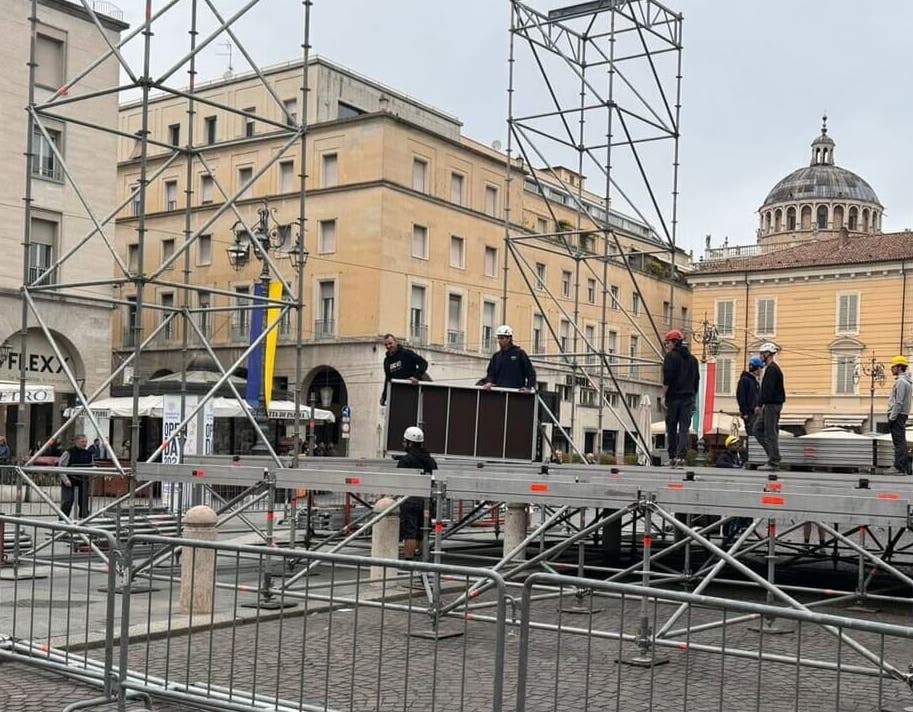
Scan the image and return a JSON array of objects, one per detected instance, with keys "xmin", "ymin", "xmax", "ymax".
[
  {"xmin": 717, "ymin": 434, "xmax": 752, "ymax": 547},
  {"xmin": 887, "ymin": 355, "xmax": 912, "ymax": 474}
]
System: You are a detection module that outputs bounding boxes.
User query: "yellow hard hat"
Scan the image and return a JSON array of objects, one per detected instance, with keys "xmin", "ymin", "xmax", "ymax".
[
  {"xmin": 724, "ymin": 435, "xmax": 740, "ymax": 448},
  {"xmin": 891, "ymin": 355, "xmax": 909, "ymax": 368}
]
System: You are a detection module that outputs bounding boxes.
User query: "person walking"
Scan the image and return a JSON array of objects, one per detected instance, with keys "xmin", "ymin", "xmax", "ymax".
[
  {"xmin": 755, "ymin": 343, "xmax": 785, "ymax": 471},
  {"xmin": 59, "ymin": 434, "xmax": 93, "ymax": 520},
  {"xmin": 396, "ymin": 426, "xmax": 437, "ymax": 561},
  {"xmin": 0, "ymin": 435, "xmax": 10, "ymax": 465},
  {"xmin": 482, "ymin": 325, "xmax": 536, "ymax": 391},
  {"xmin": 381, "ymin": 333, "xmax": 429, "ymax": 406},
  {"xmin": 661, "ymin": 329, "xmax": 699, "ymax": 467},
  {"xmin": 887, "ymin": 355, "xmax": 912, "ymax": 474}
]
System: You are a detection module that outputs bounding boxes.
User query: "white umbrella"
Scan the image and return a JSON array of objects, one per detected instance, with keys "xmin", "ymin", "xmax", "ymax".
[{"xmin": 637, "ymin": 395, "xmax": 653, "ymax": 465}]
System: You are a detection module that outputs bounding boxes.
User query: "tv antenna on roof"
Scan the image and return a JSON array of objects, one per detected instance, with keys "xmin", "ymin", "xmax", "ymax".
[{"xmin": 217, "ymin": 41, "xmax": 234, "ymax": 79}]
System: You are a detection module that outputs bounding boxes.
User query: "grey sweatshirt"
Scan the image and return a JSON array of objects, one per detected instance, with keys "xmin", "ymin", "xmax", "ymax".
[{"xmin": 888, "ymin": 371, "xmax": 913, "ymax": 421}]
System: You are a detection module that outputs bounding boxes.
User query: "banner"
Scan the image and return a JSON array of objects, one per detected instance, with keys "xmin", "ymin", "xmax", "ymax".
[
  {"xmin": 203, "ymin": 398, "xmax": 214, "ymax": 455},
  {"xmin": 245, "ymin": 282, "xmax": 267, "ymax": 408},
  {"xmin": 162, "ymin": 394, "xmax": 182, "ymax": 465},
  {"xmin": 702, "ymin": 360, "xmax": 716, "ymax": 436},
  {"xmin": 263, "ymin": 281, "xmax": 283, "ymax": 409}
]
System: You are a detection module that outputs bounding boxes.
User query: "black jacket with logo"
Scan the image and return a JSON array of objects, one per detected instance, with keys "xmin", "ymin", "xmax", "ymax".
[
  {"xmin": 396, "ymin": 446, "xmax": 438, "ymax": 473},
  {"xmin": 382, "ymin": 346, "xmax": 428, "ymax": 404},
  {"xmin": 485, "ymin": 344, "xmax": 536, "ymax": 389}
]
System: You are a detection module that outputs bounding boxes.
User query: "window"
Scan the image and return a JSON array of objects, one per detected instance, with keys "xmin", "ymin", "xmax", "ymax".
[
  {"xmin": 559, "ymin": 320, "xmax": 570, "ymax": 358},
  {"xmin": 164, "ymin": 180, "xmax": 177, "ymax": 211},
  {"xmin": 316, "ymin": 281, "xmax": 336, "ymax": 338},
  {"xmin": 610, "ymin": 285, "xmax": 620, "ymax": 310},
  {"xmin": 837, "ymin": 293, "xmax": 859, "ymax": 334},
  {"xmin": 532, "ymin": 314, "xmax": 544, "ymax": 353},
  {"xmin": 484, "ymin": 185, "xmax": 499, "ymax": 217},
  {"xmin": 283, "ymin": 98, "xmax": 298, "ymax": 125},
  {"xmin": 160, "ymin": 293, "xmax": 176, "ymax": 342},
  {"xmin": 124, "ymin": 297, "xmax": 137, "ymax": 346},
  {"xmin": 629, "ymin": 335, "xmax": 639, "ymax": 378},
  {"xmin": 410, "ymin": 285, "xmax": 427, "ymax": 344},
  {"xmin": 161, "ymin": 239, "xmax": 175, "ymax": 270},
  {"xmin": 412, "ymin": 158, "xmax": 428, "ymax": 193},
  {"xmin": 243, "ymin": 108, "xmax": 256, "ymax": 137},
  {"xmin": 561, "ymin": 270, "xmax": 572, "ymax": 298},
  {"xmin": 848, "ymin": 207, "xmax": 858, "ymax": 231},
  {"xmin": 450, "ymin": 173, "xmax": 464, "ymax": 204},
  {"xmin": 663, "ymin": 301, "xmax": 672, "ymax": 325},
  {"xmin": 482, "ymin": 301, "xmax": 496, "ymax": 352},
  {"xmin": 127, "ymin": 243, "xmax": 138, "ymax": 272},
  {"xmin": 607, "ymin": 331, "xmax": 618, "ymax": 364},
  {"xmin": 204, "ymin": 116, "xmax": 217, "ymax": 144},
  {"xmin": 450, "ymin": 236, "xmax": 465, "ymax": 268},
  {"xmin": 131, "ymin": 184, "xmax": 141, "ymax": 216},
  {"xmin": 168, "ymin": 123, "xmax": 180, "ymax": 146},
  {"xmin": 322, "ymin": 153, "xmax": 338, "ymax": 188},
  {"xmin": 537, "ymin": 217, "xmax": 549, "ymax": 235},
  {"xmin": 279, "ymin": 161, "xmax": 295, "ymax": 193},
  {"xmin": 447, "ymin": 293, "xmax": 464, "ymax": 348},
  {"xmin": 535, "ymin": 262, "xmax": 546, "ymax": 291},
  {"xmin": 786, "ymin": 207, "xmax": 797, "ymax": 231},
  {"xmin": 585, "ymin": 325, "xmax": 596, "ymax": 365},
  {"xmin": 200, "ymin": 174, "xmax": 214, "ymax": 204},
  {"xmin": 587, "ymin": 279, "xmax": 596, "ymax": 304},
  {"xmin": 197, "ymin": 234, "xmax": 212, "ymax": 266},
  {"xmin": 232, "ymin": 286, "xmax": 250, "ymax": 340},
  {"xmin": 681, "ymin": 306, "xmax": 689, "ymax": 328},
  {"xmin": 715, "ymin": 357, "xmax": 733, "ymax": 395},
  {"xmin": 35, "ymin": 33, "xmax": 64, "ymax": 88},
  {"xmin": 412, "ymin": 224, "xmax": 428, "ymax": 259},
  {"xmin": 338, "ymin": 101, "xmax": 364, "ymax": 119},
  {"xmin": 484, "ymin": 246, "xmax": 498, "ymax": 277},
  {"xmin": 238, "ymin": 167, "xmax": 253, "ymax": 200},
  {"xmin": 816, "ymin": 205, "xmax": 828, "ymax": 230},
  {"xmin": 716, "ymin": 300, "xmax": 734, "ymax": 337},
  {"xmin": 29, "ymin": 216, "xmax": 57, "ymax": 285},
  {"xmin": 197, "ymin": 291, "xmax": 212, "ymax": 338},
  {"xmin": 626, "ymin": 393, "xmax": 640, "ymax": 409},
  {"xmin": 835, "ymin": 355, "xmax": 857, "ymax": 395},
  {"xmin": 631, "ymin": 292, "xmax": 641, "ymax": 316},
  {"xmin": 756, "ymin": 298, "xmax": 775, "ymax": 336},
  {"xmin": 318, "ymin": 219, "xmax": 337, "ymax": 254},
  {"xmin": 31, "ymin": 124, "xmax": 62, "ymax": 181}
]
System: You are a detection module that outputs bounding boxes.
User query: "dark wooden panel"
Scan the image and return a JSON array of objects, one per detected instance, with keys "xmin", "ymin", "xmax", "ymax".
[
  {"xmin": 505, "ymin": 393, "xmax": 537, "ymax": 459},
  {"xmin": 420, "ymin": 387, "xmax": 448, "ymax": 454},
  {"xmin": 476, "ymin": 391, "xmax": 507, "ymax": 458},
  {"xmin": 386, "ymin": 383, "xmax": 419, "ymax": 451},
  {"xmin": 446, "ymin": 389, "xmax": 478, "ymax": 456}
]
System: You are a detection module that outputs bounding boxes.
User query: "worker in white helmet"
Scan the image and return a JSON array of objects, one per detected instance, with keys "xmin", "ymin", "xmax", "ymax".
[
  {"xmin": 396, "ymin": 426, "xmax": 437, "ymax": 560},
  {"xmin": 482, "ymin": 324, "xmax": 536, "ymax": 392},
  {"xmin": 754, "ymin": 342, "xmax": 784, "ymax": 471}
]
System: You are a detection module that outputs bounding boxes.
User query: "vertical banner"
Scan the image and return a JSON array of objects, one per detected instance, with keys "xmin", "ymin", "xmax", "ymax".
[
  {"xmin": 203, "ymin": 398, "xmax": 214, "ymax": 455},
  {"xmin": 702, "ymin": 360, "xmax": 716, "ymax": 436},
  {"xmin": 693, "ymin": 362, "xmax": 706, "ymax": 436},
  {"xmin": 182, "ymin": 395, "xmax": 199, "ymax": 457},
  {"xmin": 162, "ymin": 394, "xmax": 182, "ymax": 465},
  {"xmin": 245, "ymin": 282, "xmax": 267, "ymax": 408},
  {"xmin": 263, "ymin": 281, "xmax": 283, "ymax": 409}
]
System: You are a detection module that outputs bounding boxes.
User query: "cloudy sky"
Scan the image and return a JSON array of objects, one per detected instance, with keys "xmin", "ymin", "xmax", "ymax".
[{"xmin": 118, "ymin": 1, "xmax": 913, "ymax": 256}]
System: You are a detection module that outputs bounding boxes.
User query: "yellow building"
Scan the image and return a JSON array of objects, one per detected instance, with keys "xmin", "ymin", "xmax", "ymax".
[
  {"xmin": 115, "ymin": 57, "xmax": 691, "ymax": 458},
  {"xmin": 691, "ymin": 124, "xmax": 907, "ymax": 433}
]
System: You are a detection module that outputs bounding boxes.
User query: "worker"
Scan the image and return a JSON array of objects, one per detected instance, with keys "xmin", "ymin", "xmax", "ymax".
[
  {"xmin": 661, "ymin": 329, "xmax": 699, "ymax": 467},
  {"xmin": 396, "ymin": 426, "xmax": 437, "ymax": 561},
  {"xmin": 887, "ymin": 355, "xmax": 912, "ymax": 475}
]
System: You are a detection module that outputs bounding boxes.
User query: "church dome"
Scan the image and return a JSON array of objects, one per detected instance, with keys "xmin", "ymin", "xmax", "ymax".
[{"xmin": 761, "ymin": 164, "xmax": 880, "ymax": 208}]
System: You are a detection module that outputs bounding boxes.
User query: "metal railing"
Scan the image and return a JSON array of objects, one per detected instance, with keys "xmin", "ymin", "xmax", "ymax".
[
  {"xmin": 446, "ymin": 329, "xmax": 464, "ymax": 349},
  {"xmin": 314, "ymin": 319, "xmax": 335, "ymax": 339},
  {"xmin": 409, "ymin": 322, "xmax": 428, "ymax": 346}
]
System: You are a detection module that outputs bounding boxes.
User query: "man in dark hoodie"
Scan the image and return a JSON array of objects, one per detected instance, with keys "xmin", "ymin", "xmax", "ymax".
[
  {"xmin": 381, "ymin": 333, "xmax": 428, "ymax": 406},
  {"xmin": 755, "ymin": 342, "xmax": 785, "ymax": 471},
  {"xmin": 661, "ymin": 329, "xmax": 699, "ymax": 466},
  {"xmin": 483, "ymin": 324, "xmax": 536, "ymax": 391},
  {"xmin": 737, "ymin": 355, "xmax": 764, "ymax": 436}
]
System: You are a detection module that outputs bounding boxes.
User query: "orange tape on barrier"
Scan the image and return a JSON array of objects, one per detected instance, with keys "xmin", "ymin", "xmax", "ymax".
[
  {"xmin": 345, "ymin": 477, "xmax": 361, "ymax": 485},
  {"xmin": 766, "ymin": 481, "xmax": 782, "ymax": 492},
  {"xmin": 761, "ymin": 495, "xmax": 785, "ymax": 506},
  {"xmin": 878, "ymin": 493, "xmax": 900, "ymax": 500},
  {"xmin": 667, "ymin": 483, "xmax": 684, "ymax": 489},
  {"xmin": 643, "ymin": 536, "xmax": 652, "ymax": 548},
  {"xmin": 530, "ymin": 483, "xmax": 549, "ymax": 492}
]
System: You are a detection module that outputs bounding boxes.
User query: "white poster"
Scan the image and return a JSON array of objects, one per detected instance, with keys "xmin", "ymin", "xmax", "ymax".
[
  {"xmin": 183, "ymin": 396, "xmax": 199, "ymax": 457},
  {"xmin": 203, "ymin": 398, "xmax": 214, "ymax": 455},
  {"xmin": 162, "ymin": 394, "xmax": 182, "ymax": 465}
]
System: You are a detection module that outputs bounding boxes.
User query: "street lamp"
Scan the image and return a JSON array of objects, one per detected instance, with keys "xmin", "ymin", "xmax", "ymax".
[
  {"xmin": 0, "ymin": 343, "xmax": 11, "ymax": 367},
  {"xmin": 854, "ymin": 352, "xmax": 885, "ymax": 433},
  {"xmin": 227, "ymin": 202, "xmax": 305, "ymax": 455},
  {"xmin": 692, "ymin": 317, "xmax": 720, "ymax": 363}
]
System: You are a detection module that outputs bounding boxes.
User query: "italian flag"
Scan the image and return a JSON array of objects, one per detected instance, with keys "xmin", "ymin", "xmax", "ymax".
[{"xmin": 693, "ymin": 360, "xmax": 716, "ymax": 436}]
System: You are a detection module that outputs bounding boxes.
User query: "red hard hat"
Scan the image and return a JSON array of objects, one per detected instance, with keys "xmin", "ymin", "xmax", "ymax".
[{"xmin": 664, "ymin": 329, "xmax": 684, "ymax": 342}]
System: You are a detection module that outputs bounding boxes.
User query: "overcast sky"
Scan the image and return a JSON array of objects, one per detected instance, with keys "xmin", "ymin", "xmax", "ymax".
[{"xmin": 118, "ymin": 1, "xmax": 913, "ymax": 256}]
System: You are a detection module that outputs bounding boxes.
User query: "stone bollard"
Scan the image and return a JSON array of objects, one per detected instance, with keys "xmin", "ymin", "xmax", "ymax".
[
  {"xmin": 180, "ymin": 505, "xmax": 218, "ymax": 615},
  {"xmin": 504, "ymin": 502, "xmax": 528, "ymax": 562},
  {"xmin": 371, "ymin": 497, "xmax": 400, "ymax": 585}
]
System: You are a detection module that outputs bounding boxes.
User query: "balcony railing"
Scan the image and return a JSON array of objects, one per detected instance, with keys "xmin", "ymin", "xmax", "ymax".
[
  {"xmin": 446, "ymin": 329, "xmax": 464, "ymax": 350},
  {"xmin": 409, "ymin": 323, "xmax": 428, "ymax": 346},
  {"xmin": 230, "ymin": 323, "xmax": 249, "ymax": 342},
  {"xmin": 122, "ymin": 326, "xmax": 137, "ymax": 348},
  {"xmin": 155, "ymin": 323, "xmax": 177, "ymax": 346},
  {"xmin": 314, "ymin": 319, "xmax": 335, "ymax": 340},
  {"xmin": 31, "ymin": 156, "xmax": 62, "ymax": 181}
]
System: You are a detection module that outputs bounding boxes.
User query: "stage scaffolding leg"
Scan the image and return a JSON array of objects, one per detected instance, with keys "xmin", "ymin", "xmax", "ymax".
[
  {"xmin": 847, "ymin": 525, "xmax": 879, "ymax": 614},
  {"xmin": 749, "ymin": 518, "xmax": 793, "ymax": 634}
]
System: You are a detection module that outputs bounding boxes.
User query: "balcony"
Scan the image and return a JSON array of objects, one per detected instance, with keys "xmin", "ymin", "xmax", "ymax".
[
  {"xmin": 122, "ymin": 326, "xmax": 138, "ymax": 348},
  {"xmin": 446, "ymin": 329, "xmax": 464, "ymax": 350},
  {"xmin": 155, "ymin": 323, "xmax": 177, "ymax": 346},
  {"xmin": 409, "ymin": 323, "xmax": 428, "ymax": 346},
  {"xmin": 314, "ymin": 319, "xmax": 335, "ymax": 340},
  {"xmin": 31, "ymin": 156, "xmax": 62, "ymax": 182},
  {"xmin": 230, "ymin": 323, "xmax": 249, "ymax": 343}
]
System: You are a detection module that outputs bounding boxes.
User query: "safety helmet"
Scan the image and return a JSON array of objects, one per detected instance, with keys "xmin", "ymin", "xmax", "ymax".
[
  {"xmin": 758, "ymin": 342, "xmax": 779, "ymax": 355},
  {"xmin": 495, "ymin": 324, "xmax": 513, "ymax": 337},
  {"xmin": 664, "ymin": 329, "xmax": 684, "ymax": 342},
  {"xmin": 403, "ymin": 426, "xmax": 424, "ymax": 444},
  {"xmin": 890, "ymin": 355, "xmax": 910, "ymax": 368},
  {"xmin": 724, "ymin": 435, "xmax": 740, "ymax": 448},
  {"xmin": 749, "ymin": 356, "xmax": 764, "ymax": 369}
]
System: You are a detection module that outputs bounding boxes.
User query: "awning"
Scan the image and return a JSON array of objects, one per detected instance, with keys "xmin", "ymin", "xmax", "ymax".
[
  {"xmin": 65, "ymin": 395, "xmax": 335, "ymax": 423},
  {"xmin": 0, "ymin": 380, "xmax": 55, "ymax": 404}
]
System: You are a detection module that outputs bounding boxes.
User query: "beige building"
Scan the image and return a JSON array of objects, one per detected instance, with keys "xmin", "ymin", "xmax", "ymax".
[
  {"xmin": 115, "ymin": 57, "xmax": 691, "ymax": 460},
  {"xmin": 0, "ymin": 0, "xmax": 126, "ymax": 455}
]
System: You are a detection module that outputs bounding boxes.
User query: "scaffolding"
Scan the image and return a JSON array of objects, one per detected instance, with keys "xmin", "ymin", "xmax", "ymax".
[{"xmin": 505, "ymin": 0, "xmax": 684, "ymax": 460}]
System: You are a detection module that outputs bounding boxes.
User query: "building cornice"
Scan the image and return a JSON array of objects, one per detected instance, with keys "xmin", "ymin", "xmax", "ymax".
[{"xmin": 39, "ymin": 0, "xmax": 129, "ymax": 31}]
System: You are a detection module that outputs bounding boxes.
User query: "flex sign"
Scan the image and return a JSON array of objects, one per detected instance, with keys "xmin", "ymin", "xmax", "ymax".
[{"xmin": 4, "ymin": 351, "xmax": 70, "ymax": 375}]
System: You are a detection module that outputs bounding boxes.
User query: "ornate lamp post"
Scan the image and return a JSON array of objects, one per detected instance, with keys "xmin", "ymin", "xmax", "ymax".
[
  {"xmin": 854, "ymin": 352, "xmax": 885, "ymax": 433},
  {"xmin": 227, "ymin": 202, "xmax": 304, "ymax": 455}
]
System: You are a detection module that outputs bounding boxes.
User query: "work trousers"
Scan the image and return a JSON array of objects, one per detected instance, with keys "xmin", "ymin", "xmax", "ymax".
[
  {"xmin": 665, "ymin": 396, "xmax": 695, "ymax": 460},
  {"xmin": 754, "ymin": 403, "xmax": 782, "ymax": 466},
  {"xmin": 889, "ymin": 414, "xmax": 910, "ymax": 473},
  {"xmin": 61, "ymin": 473, "xmax": 91, "ymax": 520}
]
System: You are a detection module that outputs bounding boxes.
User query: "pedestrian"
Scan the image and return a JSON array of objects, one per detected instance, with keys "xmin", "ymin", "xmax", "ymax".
[
  {"xmin": 0, "ymin": 435, "xmax": 10, "ymax": 465},
  {"xmin": 660, "ymin": 329, "xmax": 699, "ymax": 467},
  {"xmin": 754, "ymin": 342, "xmax": 785, "ymax": 471},
  {"xmin": 482, "ymin": 324, "xmax": 536, "ymax": 391},
  {"xmin": 89, "ymin": 437, "xmax": 107, "ymax": 461},
  {"xmin": 381, "ymin": 333, "xmax": 429, "ymax": 406},
  {"xmin": 396, "ymin": 426, "xmax": 437, "ymax": 561},
  {"xmin": 737, "ymin": 357, "xmax": 764, "ymax": 436},
  {"xmin": 59, "ymin": 433, "xmax": 93, "ymax": 520},
  {"xmin": 887, "ymin": 354, "xmax": 912, "ymax": 474}
]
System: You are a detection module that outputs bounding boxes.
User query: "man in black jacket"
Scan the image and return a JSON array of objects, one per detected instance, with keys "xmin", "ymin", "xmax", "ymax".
[
  {"xmin": 755, "ymin": 342, "xmax": 785, "ymax": 471},
  {"xmin": 483, "ymin": 324, "xmax": 536, "ymax": 391},
  {"xmin": 381, "ymin": 334, "xmax": 428, "ymax": 406},
  {"xmin": 736, "ymin": 356, "xmax": 763, "ymax": 434},
  {"xmin": 396, "ymin": 426, "xmax": 437, "ymax": 561},
  {"xmin": 661, "ymin": 329, "xmax": 700, "ymax": 466},
  {"xmin": 59, "ymin": 434, "xmax": 93, "ymax": 519}
]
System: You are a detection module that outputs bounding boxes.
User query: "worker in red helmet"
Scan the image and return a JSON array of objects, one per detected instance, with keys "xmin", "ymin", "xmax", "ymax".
[{"xmin": 661, "ymin": 329, "xmax": 699, "ymax": 467}]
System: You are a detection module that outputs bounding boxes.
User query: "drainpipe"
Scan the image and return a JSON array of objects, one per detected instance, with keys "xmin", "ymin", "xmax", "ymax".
[{"xmin": 900, "ymin": 259, "xmax": 907, "ymax": 352}]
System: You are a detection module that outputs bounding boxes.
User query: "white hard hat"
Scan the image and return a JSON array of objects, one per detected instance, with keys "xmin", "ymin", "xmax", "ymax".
[
  {"xmin": 403, "ymin": 426, "xmax": 424, "ymax": 444},
  {"xmin": 759, "ymin": 342, "xmax": 779, "ymax": 355},
  {"xmin": 495, "ymin": 324, "xmax": 513, "ymax": 337}
]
